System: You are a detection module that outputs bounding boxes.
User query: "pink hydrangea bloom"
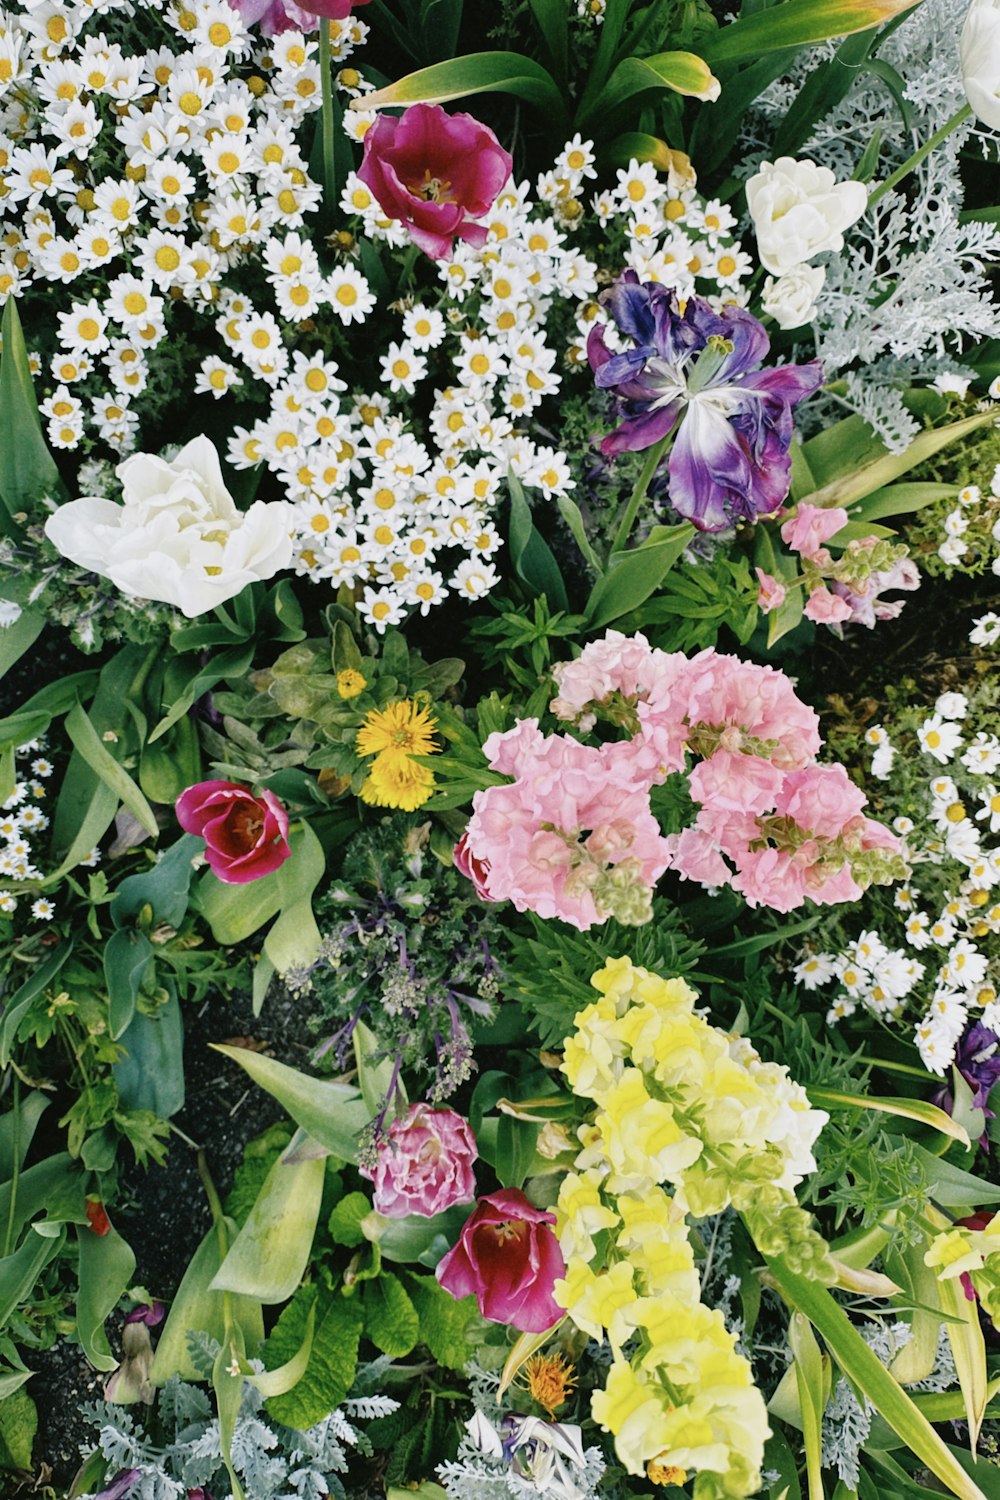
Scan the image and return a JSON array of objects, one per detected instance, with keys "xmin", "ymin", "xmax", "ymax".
[
  {"xmin": 464, "ymin": 725, "xmax": 670, "ymax": 930},
  {"xmin": 780, "ymin": 503, "xmax": 849, "ymax": 558},
  {"xmin": 364, "ymin": 1104, "xmax": 478, "ymax": 1219},
  {"xmin": 804, "ymin": 586, "xmax": 854, "ymax": 624},
  {"xmin": 358, "ymin": 104, "xmax": 512, "ymax": 260},
  {"xmin": 755, "ymin": 569, "xmax": 787, "ymax": 613}
]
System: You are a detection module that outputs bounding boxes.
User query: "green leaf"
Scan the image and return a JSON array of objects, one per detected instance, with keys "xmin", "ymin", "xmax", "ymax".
[
  {"xmin": 211, "ymin": 1154, "xmax": 325, "ymax": 1304},
  {"xmin": 585, "ymin": 523, "xmax": 694, "ymax": 630},
  {"xmin": 199, "ymin": 822, "xmax": 325, "ymax": 965},
  {"xmin": 113, "ymin": 992, "xmax": 185, "ymax": 1119},
  {"xmin": 0, "ymin": 1226, "xmax": 64, "ymax": 1333},
  {"xmin": 150, "ymin": 1220, "xmax": 264, "ymax": 1384},
  {"xmin": 528, "ymin": 0, "xmax": 568, "ymax": 80},
  {"xmin": 328, "ymin": 1192, "xmax": 371, "ymax": 1249},
  {"xmin": 495, "ymin": 1113, "xmax": 540, "ymax": 1190},
  {"xmin": 103, "ymin": 928, "xmax": 154, "ymax": 1042},
  {"xmin": 0, "ymin": 1154, "xmax": 84, "ymax": 1248},
  {"xmin": 251, "ymin": 1300, "xmax": 316, "ymax": 1399},
  {"xmin": 0, "ymin": 297, "xmax": 62, "ymax": 531},
  {"xmin": 585, "ymin": 50, "xmax": 720, "ymax": 122},
  {"xmin": 766, "ymin": 1255, "xmax": 990, "ymax": 1500},
  {"xmin": 926, "ymin": 1206, "xmax": 988, "ymax": 1448},
  {"xmin": 111, "ymin": 834, "xmax": 200, "ymax": 930},
  {"xmin": 0, "ymin": 608, "xmax": 44, "ymax": 685},
  {"xmin": 800, "ymin": 410, "xmax": 996, "ymax": 510},
  {"xmin": 361, "ymin": 52, "xmax": 566, "ymax": 121},
  {"xmin": 148, "ymin": 643, "xmax": 256, "ymax": 744},
  {"xmin": 211, "ymin": 1044, "xmax": 369, "ymax": 1162},
  {"xmin": 847, "ymin": 481, "xmax": 956, "ymax": 522},
  {"xmin": 406, "ymin": 1274, "xmax": 479, "ymax": 1370},
  {"xmin": 353, "ymin": 1018, "xmax": 407, "ymax": 1118},
  {"xmin": 909, "ymin": 1142, "xmax": 1000, "ymax": 1208},
  {"xmin": 64, "ymin": 703, "xmax": 158, "ymax": 839},
  {"xmin": 76, "ymin": 1223, "xmax": 135, "ymax": 1372},
  {"xmin": 0, "ymin": 1093, "xmax": 48, "ymax": 1182},
  {"xmin": 807, "ymin": 1088, "xmax": 971, "ymax": 1148},
  {"xmin": 0, "ymin": 1388, "xmax": 36, "ymax": 1472},
  {"xmin": 139, "ymin": 716, "xmax": 202, "ymax": 806},
  {"xmin": 508, "ymin": 473, "xmax": 568, "ymax": 611},
  {"xmin": 213, "ymin": 1327, "xmax": 246, "ymax": 1500},
  {"xmin": 790, "ymin": 1312, "xmax": 829, "ymax": 1500},
  {"xmin": 263, "ymin": 1283, "xmax": 364, "ymax": 1428},
  {"xmin": 701, "ymin": 0, "xmax": 923, "ymax": 63},
  {"xmin": 0, "ymin": 942, "xmax": 74, "ymax": 1067},
  {"xmin": 363, "ymin": 1272, "xmax": 419, "ymax": 1358}
]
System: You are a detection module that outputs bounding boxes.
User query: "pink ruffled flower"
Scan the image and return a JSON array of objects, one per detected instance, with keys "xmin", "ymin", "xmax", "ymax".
[
  {"xmin": 774, "ymin": 764, "xmax": 867, "ymax": 840},
  {"xmin": 689, "ymin": 748, "xmax": 785, "ymax": 815},
  {"xmin": 804, "ymin": 586, "xmax": 854, "ymax": 624},
  {"xmin": 674, "ymin": 648, "xmax": 821, "ymax": 769},
  {"xmin": 755, "ymin": 569, "xmax": 787, "ymax": 613},
  {"xmin": 436, "ymin": 1188, "xmax": 565, "ymax": 1333},
  {"xmin": 780, "ymin": 503, "xmax": 848, "ymax": 558},
  {"xmin": 233, "ymin": 0, "xmax": 369, "ymax": 35},
  {"xmin": 464, "ymin": 727, "xmax": 671, "ymax": 930},
  {"xmin": 358, "ymin": 104, "xmax": 512, "ymax": 260},
  {"xmin": 733, "ymin": 848, "xmax": 807, "ymax": 912},
  {"xmin": 176, "ymin": 780, "xmax": 291, "ymax": 884},
  {"xmin": 454, "ymin": 831, "xmax": 494, "ymax": 901},
  {"xmin": 365, "ymin": 1104, "xmax": 478, "ymax": 1219}
]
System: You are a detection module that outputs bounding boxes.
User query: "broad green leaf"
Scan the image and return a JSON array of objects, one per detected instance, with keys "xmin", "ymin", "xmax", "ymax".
[
  {"xmin": 800, "ymin": 410, "xmax": 995, "ymax": 510},
  {"xmin": 353, "ymin": 1017, "xmax": 407, "ymax": 1118},
  {"xmin": 0, "ymin": 942, "xmax": 74, "ymax": 1067},
  {"xmin": 790, "ymin": 1312, "xmax": 828, "ymax": 1500},
  {"xmin": 606, "ymin": 134, "xmax": 694, "ymax": 174},
  {"xmin": 585, "ymin": 523, "xmax": 694, "ymax": 630},
  {"xmin": 139, "ymin": 716, "xmax": 202, "ymax": 806},
  {"xmin": 909, "ymin": 1142, "xmax": 1000, "ymax": 1208},
  {"xmin": 43, "ymin": 779, "xmax": 119, "ymax": 886},
  {"xmin": 148, "ymin": 643, "xmax": 256, "ymax": 744},
  {"xmin": 0, "ymin": 1154, "xmax": 84, "ymax": 1250},
  {"xmin": 363, "ymin": 1272, "xmax": 419, "ymax": 1358},
  {"xmin": 0, "ymin": 608, "xmax": 44, "ymax": 685},
  {"xmin": 213, "ymin": 1326, "xmax": 246, "ymax": 1500},
  {"xmin": 113, "ymin": 992, "xmax": 185, "ymax": 1119},
  {"xmin": 150, "ymin": 1219, "xmax": 264, "ymax": 1384},
  {"xmin": 926, "ymin": 1205, "xmax": 988, "ymax": 1449},
  {"xmin": 250, "ymin": 1301, "xmax": 315, "ymax": 1399},
  {"xmin": 211, "ymin": 1044, "xmax": 369, "ymax": 1162},
  {"xmin": 766, "ymin": 1255, "xmax": 989, "ymax": 1500},
  {"xmin": 528, "ymin": 0, "xmax": 568, "ymax": 80},
  {"xmin": 508, "ymin": 472, "xmax": 568, "ymax": 611},
  {"xmin": 377, "ymin": 1204, "xmax": 470, "ymax": 1266},
  {"xmin": 495, "ymin": 1112, "xmax": 540, "ymax": 1190},
  {"xmin": 76, "ymin": 1223, "xmax": 135, "ymax": 1371},
  {"xmin": 405, "ymin": 1274, "xmax": 479, "ymax": 1370},
  {"xmin": 263, "ymin": 1283, "xmax": 364, "ymax": 1428},
  {"xmin": 0, "ymin": 1226, "xmax": 64, "ymax": 1331},
  {"xmin": 0, "ymin": 297, "xmax": 62, "ymax": 531},
  {"xmin": 110, "ymin": 833, "xmax": 200, "ymax": 930},
  {"xmin": 328, "ymin": 1192, "xmax": 371, "ymax": 1249},
  {"xmin": 586, "ymin": 51, "xmax": 720, "ymax": 122},
  {"xmin": 808, "ymin": 1087, "xmax": 971, "ymax": 1148},
  {"xmin": 847, "ymin": 480, "xmax": 956, "ymax": 522},
  {"xmin": 0, "ymin": 1388, "xmax": 36, "ymax": 1471},
  {"xmin": 555, "ymin": 493, "xmax": 601, "ymax": 574},
  {"xmin": 701, "ymin": 0, "xmax": 923, "ymax": 63},
  {"xmin": 211, "ymin": 1154, "xmax": 325, "ymax": 1304},
  {"xmin": 0, "ymin": 1092, "xmax": 48, "ymax": 1182},
  {"xmin": 103, "ymin": 928, "xmax": 153, "ymax": 1042},
  {"xmin": 65, "ymin": 703, "xmax": 158, "ymax": 839},
  {"xmin": 361, "ymin": 52, "xmax": 566, "ymax": 119},
  {"xmin": 199, "ymin": 821, "xmax": 325, "ymax": 952}
]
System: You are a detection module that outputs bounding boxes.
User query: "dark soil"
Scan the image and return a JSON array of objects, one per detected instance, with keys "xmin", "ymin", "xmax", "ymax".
[{"xmin": 22, "ymin": 979, "xmax": 317, "ymax": 1494}]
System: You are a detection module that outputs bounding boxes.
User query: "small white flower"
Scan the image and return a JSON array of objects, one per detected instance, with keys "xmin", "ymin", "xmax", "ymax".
[{"xmin": 918, "ymin": 715, "xmax": 963, "ymax": 764}]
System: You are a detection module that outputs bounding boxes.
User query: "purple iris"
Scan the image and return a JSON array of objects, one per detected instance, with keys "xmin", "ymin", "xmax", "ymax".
[
  {"xmin": 587, "ymin": 272, "xmax": 823, "ymax": 532},
  {"xmin": 932, "ymin": 1021, "xmax": 1000, "ymax": 1149}
]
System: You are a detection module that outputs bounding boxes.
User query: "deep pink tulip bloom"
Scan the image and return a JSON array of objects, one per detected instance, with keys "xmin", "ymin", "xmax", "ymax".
[
  {"xmin": 358, "ymin": 103, "xmax": 512, "ymax": 260},
  {"xmin": 176, "ymin": 779, "xmax": 291, "ymax": 884},
  {"xmin": 233, "ymin": 0, "xmax": 369, "ymax": 37},
  {"xmin": 436, "ymin": 1188, "xmax": 565, "ymax": 1333}
]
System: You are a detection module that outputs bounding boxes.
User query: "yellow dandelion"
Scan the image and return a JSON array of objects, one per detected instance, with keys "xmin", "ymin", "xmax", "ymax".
[
  {"xmin": 337, "ymin": 668, "xmax": 367, "ymax": 700},
  {"xmin": 359, "ymin": 750, "xmax": 435, "ymax": 812},
  {"xmin": 355, "ymin": 698, "xmax": 439, "ymax": 762},
  {"xmin": 516, "ymin": 1352, "xmax": 577, "ymax": 1417}
]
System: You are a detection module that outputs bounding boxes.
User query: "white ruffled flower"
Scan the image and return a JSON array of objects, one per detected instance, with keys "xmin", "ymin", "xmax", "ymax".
[
  {"xmin": 44, "ymin": 436, "xmax": 292, "ymax": 618},
  {"xmin": 961, "ymin": 0, "xmax": 1000, "ymax": 130},
  {"xmin": 761, "ymin": 263, "xmax": 826, "ymax": 329},
  {"xmin": 745, "ymin": 157, "xmax": 868, "ymax": 276}
]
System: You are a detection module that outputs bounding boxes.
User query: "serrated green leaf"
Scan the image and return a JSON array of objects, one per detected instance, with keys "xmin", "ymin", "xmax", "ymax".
[
  {"xmin": 363, "ymin": 1272, "xmax": 419, "ymax": 1358},
  {"xmin": 264, "ymin": 1283, "xmax": 363, "ymax": 1428},
  {"xmin": 406, "ymin": 1274, "xmax": 479, "ymax": 1370},
  {"xmin": 0, "ymin": 1388, "xmax": 36, "ymax": 1472}
]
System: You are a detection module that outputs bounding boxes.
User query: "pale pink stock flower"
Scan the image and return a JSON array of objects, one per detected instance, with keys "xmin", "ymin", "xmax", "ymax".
[
  {"xmin": 774, "ymin": 764, "xmax": 867, "ymax": 840},
  {"xmin": 804, "ymin": 585, "xmax": 854, "ymax": 624},
  {"xmin": 674, "ymin": 648, "xmax": 821, "ymax": 768},
  {"xmin": 755, "ymin": 568, "xmax": 787, "ymax": 613},
  {"xmin": 688, "ymin": 748, "xmax": 784, "ymax": 815},
  {"xmin": 780, "ymin": 503, "xmax": 849, "ymax": 558},
  {"xmin": 733, "ymin": 848, "xmax": 807, "ymax": 912}
]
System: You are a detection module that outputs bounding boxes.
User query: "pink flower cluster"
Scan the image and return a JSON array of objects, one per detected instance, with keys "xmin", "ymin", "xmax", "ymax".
[
  {"xmin": 364, "ymin": 1103, "xmax": 477, "ymax": 1219},
  {"xmin": 756, "ymin": 504, "xmax": 920, "ymax": 633},
  {"xmin": 457, "ymin": 632, "xmax": 903, "ymax": 920}
]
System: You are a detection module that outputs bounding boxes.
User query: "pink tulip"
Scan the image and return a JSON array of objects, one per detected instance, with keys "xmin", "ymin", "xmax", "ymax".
[
  {"xmin": 366, "ymin": 1104, "xmax": 478, "ymax": 1219},
  {"xmin": 175, "ymin": 780, "xmax": 291, "ymax": 884},
  {"xmin": 436, "ymin": 1188, "xmax": 565, "ymax": 1332},
  {"xmin": 232, "ymin": 0, "xmax": 369, "ymax": 36}
]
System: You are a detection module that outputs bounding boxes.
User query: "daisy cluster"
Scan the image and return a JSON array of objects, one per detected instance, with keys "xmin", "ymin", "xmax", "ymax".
[
  {"xmin": 0, "ymin": 738, "xmax": 95, "ymax": 921},
  {"xmin": 795, "ymin": 689, "xmax": 1000, "ymax": 1072},
  {"xmin": 936, "ymin": 466, "xmax": 1000, "ymax": 571}
]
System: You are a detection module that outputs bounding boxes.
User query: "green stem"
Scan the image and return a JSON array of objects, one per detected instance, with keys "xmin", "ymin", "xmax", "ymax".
[
  {"xmin": 854, "ymin": 1054, "xmax": 935, "ymax": 1081},
  {"xmin": 2, "ymin": 1076, "xmax": 19, "ymax": 1258},
  {"xmin": 867, "ymin": 103, "xmax": 973, "ymax": 210},
  {"xmin": 318, "ymin": 20, "xmax": 336, "ymax": 218},
  {"xmin": 610, "ymin": 431, "xmax": 673, "ymax": 555},
  {"xmin": 196, "ymin": 1148, "xmax": 229, "ymax": 1263}
]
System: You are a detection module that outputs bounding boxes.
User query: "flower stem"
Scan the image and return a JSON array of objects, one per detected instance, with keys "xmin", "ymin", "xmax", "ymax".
[
  {"xmin": 867, "ymin": 103, "xmax": 973, "ymax": 210},
  {"xmin": 610, "ymin": 432, "xmax": 672, "ymax": 556},
  {"xmin": 318, "ymin": 20, "xmax": 336, "ymax": 221}
]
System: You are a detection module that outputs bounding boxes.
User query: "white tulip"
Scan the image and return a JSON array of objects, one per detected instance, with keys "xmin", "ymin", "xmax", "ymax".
[
  {"xmin": 44, "ymin": 435, "xmax": 292, "ymax": 618},
  {"xmin": 961, "ymin": 0, "xmax": 1000, "ymax": 129},
  {"xmin": 745, "ymin": 157, "xmax": 868, "ymax": 276},
  {"xmin": 761, "ymin": 264, "xmax": 826, "ymax": 330}
]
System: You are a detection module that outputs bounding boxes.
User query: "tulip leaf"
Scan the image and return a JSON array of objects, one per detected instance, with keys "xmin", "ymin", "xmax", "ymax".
[
  {"xmin": 211, "ymin": 1044, "xmax": 370, "ymax": 1162},
  {"xmin": 113, "ymin": 990, "xmax": 185, "ymax": 1119},
  {"xmin": 148, "ymin": 643, "xmax": 256, "ymax": 745},
  {"xmin": 76, "ymin": 1223, "xmax": 136, "ymax": 1372},
  {"xmin": 353, "ymin": 1017, "xmax": 407, "ymax": 1119},
  {"xmin": 65, "ymin": 703, "xmax": 159, "ymax": 839},
  {"xmin": 527, "ymin": 0, "xmax": 568, "ymax": 81},
  {"xmin": 103, "ymin": 928, "xmax": 154, "ymax": 1042},
  {"xmin": 211, "ymin": 1153, "xmax": 325, "ymax": 1304},
  {"xmin": 701, "ymin": 0, "xmax": 923, "ymax": 63},
  {"xmin": 198, "ymin": 821, "xmax": 325, "ymax": 953},
  {"xmin": 801, "ymin": 409, "xmax": 996, "ymax": 510},
  {"xmin": 908, "ymin": 1142, "xmax": 1000, "ymax": 1208},
  {"xmin": 583, "ymin": 51, "xmax": 720, "ymax": 124},
  {"xmin": 139, "ymin": 715, "xmax": 203, "ymax": 806},
  {"xmin": 925, "ymin": 1205, "xmax": 988, "ymax": 1448},
  {"xmin": 150, "ymin": 1219, "xmax": 264, "ymax": 1384},
  {"xmin": 0, "ymin": 1226, "xmax": 64, "ymax": 1334},
  {"xmin": 585, "ymin": 523, "xmax": 695, "ymax": 630},
  {"xmin": 110, "ymin": 833, "xmax": 201, "ymax": 930},
  {"xmin": 507, "ymin": 472, "xmax": 568, "ymax": 611},
  {"xmin": 0, "ymin": 296, "xmax": 64, "ymax": 532},
  {"xmin": 847, "ymin": 480, "xmax": 957, "ymax": 522},
  {"xmin": 0, "ymin": 607, "xmax": 44, "ymax": 685},
  {"xmin": 361, "ymin": 52, "xmax": 567, "ymax": 123},
  {"xmin": 789, "ymin": 1313, "xmax": 829, "ymax": 1500},
  {"xmin": 0, "ymin": 1092, "xmax": 49, "ymax": 1184},
  {"xmin": 250, "ymin": 1301, "xmax": 316, "ymax": 1399},
  {"xmin": 807, "ymin": 1087, "xmax": 971, "ymax": 1148}
]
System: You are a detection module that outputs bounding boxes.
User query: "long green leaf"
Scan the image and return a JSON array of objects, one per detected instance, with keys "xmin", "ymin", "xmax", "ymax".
[
  {"xmin": 584, "ymin": 51, "xmax": 720, "ymax": 123},
  {"xmin": 585, "ymin": 523, "xmax": 694, "ymax": 630},
  {"xmin": 700, "ymin": 0, "xmax": 923, "ymax": 63},
  {"xmin": 64, "ymin": 703, "xmax": 158, "ymax": 838},
  {"xmin": 528, "ymin": 0, "xmax": 568, "ymax": 81},
  {"xmin": 0, "ymin": 942, "xmax": 74, "ymax": 1066},
  {"xmin": 766, "ymin": 1256, "xmax": 988, "ymax": 1500},
  {"xmin": 76, "ymin": 1223, "xmax": 136, "ymax": 1371},
  {"xmin": 211, "ymin": 1154, "xmax": 325, "ymax": 1304},
  {"xmin": 507, "ymin": 471, "xmax": 568, "ymax": 611},
  {"xmin": 808, "ymin": 1088, "xmax": 971, "ymax": 1148},
  {"xmin": 847, "ymin": 480, "xmax": 956, "ymax": 522},
  {"xmin": 251, "ymin": 1301, "xmax": 316, "ymax": 1399},
  {"xmin": 211, "ymin": 1045, "xmax": 371, "ymax": 1162},
  {"xmin": 789, "ymin": 1313, "xmax": 827, "ymax": 1500},
  {"xmin": 800, "ymin": 410, "xmax": 996, "ymax": 510},
  {"xmin": 0, "ymin": 608, "xmax": 44, "ymax": 685},
  {"xmin": 361, "ymin": 52, "xmax": 566, "ymax": 121},
  {"xmin": 926, "ymin": 1206, "xmax": 988, "ymax": 1449},
  {"xmin": 0, "ymin": 1226, "xmax": 63, "ymax": 1331},
  {"xmin": 150, "ymin": 1219, "xmax": 263, "ymax": 1384},
  {"xmin": 0, "ymin": 297, "xmax": 63, "ymax": 531}
]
